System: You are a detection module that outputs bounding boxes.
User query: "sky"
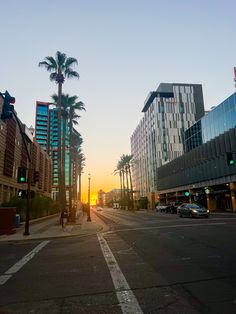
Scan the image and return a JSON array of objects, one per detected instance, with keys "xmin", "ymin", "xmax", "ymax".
[{"xmin": 1, "ymin": 0, "xmax": 236, "ymax": 203}]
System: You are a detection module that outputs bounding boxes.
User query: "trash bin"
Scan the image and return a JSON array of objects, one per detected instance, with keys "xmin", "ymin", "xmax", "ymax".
[
  {"xmin": 15, "ymin": 214, "xmax": 20, "ymax": 228},
  {"xmin": 0, "ymin": 207, "xmax": 16, "ymax": 235}
]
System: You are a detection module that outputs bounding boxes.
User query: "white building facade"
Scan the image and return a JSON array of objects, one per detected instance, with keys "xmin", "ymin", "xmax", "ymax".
[{"xmin": 131, "ymin": 83, "xmax": 205, "ymax": 206}]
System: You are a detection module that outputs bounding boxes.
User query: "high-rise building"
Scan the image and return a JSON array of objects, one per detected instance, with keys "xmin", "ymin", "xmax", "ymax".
[
  {"xmin": 35, "ymin": 101, "xmax": 70, "ymax": 200},
  {"xmin": 130, "ymin": 83, "xmax": 205, "ymax": 205},
  {"xmin": 156, "ymin": 91, "xmax": 236, "ymax": 211}
]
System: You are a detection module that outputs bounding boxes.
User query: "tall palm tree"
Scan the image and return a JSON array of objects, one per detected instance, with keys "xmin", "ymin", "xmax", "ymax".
[
  {"xmin": 51, "ymin": 94, "xmax": 85, "ymax": 219},
  {"xmin": 38, "ymin": 51, "xmax": 79, "ymax": 210},
  {"xmin": 71, "ymin": 133, "xmax": 83, "ymax": 203},
  {"xmin": 114, "ymin": 159, "xmax": 126, "ymax": 209},
  {"xmin": 114, "ymin": 160, "xmax": 123, "ymax": 206},
  {"xmin": 77, "ymin": 152, "xmax": 86, "ymax": 201},
  {"xmin": 51, "ymin": 93, "xmax": 70, "ymax": 199},
  {"xmin": 121, "ymin": 154, "xmax": 134, "ymax": 210},
  {"xmin": 68, "ymin": 99, "xmax": 85, "ymax": 219}
]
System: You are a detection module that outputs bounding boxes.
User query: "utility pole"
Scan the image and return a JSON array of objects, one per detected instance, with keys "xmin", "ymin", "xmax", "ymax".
[{"xmin": 87, "ymin": 173, "xmax": 91, "ymax": 221}]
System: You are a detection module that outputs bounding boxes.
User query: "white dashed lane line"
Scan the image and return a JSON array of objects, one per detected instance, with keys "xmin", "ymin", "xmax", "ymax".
[
  {"xmin": 97, "ymin": 233, "xmax": 143, "ymax": 314},
  {"xmin": 0, "ymin": 240, "xmax": 50, "ymax": 285}
]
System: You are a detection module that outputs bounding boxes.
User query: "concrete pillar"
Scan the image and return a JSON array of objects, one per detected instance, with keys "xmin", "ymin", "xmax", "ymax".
[
  {"xmin": 206, "ymin": 195, "xmax": 217, "ymax": 211},
  {"xmin": 229, "ymin": 182, "xmax": 236, "ymax": 212},
  {"xmin": 189, "ymin": 189, "xmax": 195, "ymax": 203}
]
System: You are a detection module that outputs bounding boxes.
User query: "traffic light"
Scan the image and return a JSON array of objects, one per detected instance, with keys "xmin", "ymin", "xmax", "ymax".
[
  {"xmin": 17, "ymin": 167, "xmax": 27, "ymax": 183},
  {"xmin": 226, "ymin": 152, "xmax": 235, "ymax": 166},
  {"xmin": 33, "ymin": 171, "xmax": 39, "ymax": 183},
  {"xmin": 184, "ymin": 191, "xmax": 190, "ymax": 197},
  {"xmin": 1, "ymin": 90, "xmax": 15, "ymax": 121}
]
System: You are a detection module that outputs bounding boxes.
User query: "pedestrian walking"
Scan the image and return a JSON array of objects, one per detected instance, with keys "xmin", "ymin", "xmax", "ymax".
[{"xmin": 61, "ymin": 210, "xmax": 68, "ymax": 230}]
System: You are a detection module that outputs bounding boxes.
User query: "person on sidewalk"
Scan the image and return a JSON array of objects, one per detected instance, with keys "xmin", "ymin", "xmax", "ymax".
[{"xmin": 60, "ymin": 210, "xmax": 68, "ymax": 230}]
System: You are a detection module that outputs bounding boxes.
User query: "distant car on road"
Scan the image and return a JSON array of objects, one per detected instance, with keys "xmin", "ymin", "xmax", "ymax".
[
  {"xmin": 156, "ymin": 203, "xmax": 170, "ymax": 212},
  {"xmin": 165, "ymin": 202, "xmax": 182, "ymax": 214},
  {"xmin": 96, "ymin": 207, "xmax": 102, "ymax": 212},
  {"xmin": 113, "ymin": 203, "xmax": 120, "ymax": 209},
  {"xmin": 178, "ymin": 203, "xmax": 209, "ymax": 218}
]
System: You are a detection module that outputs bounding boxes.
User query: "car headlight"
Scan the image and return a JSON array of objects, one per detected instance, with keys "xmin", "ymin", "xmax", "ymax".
[
  {"xmin": 192, "ymin": 209, "xmax": 198, "ymax": 213},
  {"xmin": 207, "ymin": 210, "xmax": 210, "ymax": 213}
]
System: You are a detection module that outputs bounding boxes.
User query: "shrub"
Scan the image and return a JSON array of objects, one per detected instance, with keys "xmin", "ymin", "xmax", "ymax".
[{"xmin": 1, "ymin": 193, "xmax": 60, "ymax": 221}]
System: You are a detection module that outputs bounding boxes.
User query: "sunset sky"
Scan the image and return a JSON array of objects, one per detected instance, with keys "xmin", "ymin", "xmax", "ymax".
[{"xmin": 1, "ymin": 0, "xmax": 236, "ymax": 203}]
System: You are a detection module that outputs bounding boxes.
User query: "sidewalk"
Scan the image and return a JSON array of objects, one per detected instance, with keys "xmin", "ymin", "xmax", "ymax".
[{"xmin": 0, "ymin": 210, "xmax": 106, "ymax": 242}]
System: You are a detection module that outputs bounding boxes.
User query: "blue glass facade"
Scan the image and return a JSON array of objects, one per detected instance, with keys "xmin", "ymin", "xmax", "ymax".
[
  {"xmin": 185, "ymin": 92, "xmax": 236, "ymax": 152},
  {"xmin": 35, "ymin": 103, "xmax": 70, "ymax": 199},
  {"xmin": 35, "ymin": 103, "xmax": 49, "ymax": 152}
]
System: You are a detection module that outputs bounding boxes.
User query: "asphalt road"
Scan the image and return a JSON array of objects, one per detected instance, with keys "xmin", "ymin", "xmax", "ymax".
[{"xmin": 1, "ymin": 208, "xmax": 236, "ymax": 313}]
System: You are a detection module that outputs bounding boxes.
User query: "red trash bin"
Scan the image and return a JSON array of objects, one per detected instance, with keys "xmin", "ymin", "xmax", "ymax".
[{"xmin": 0, "ymin": 207, "xmax": 16, "ymax": 235}]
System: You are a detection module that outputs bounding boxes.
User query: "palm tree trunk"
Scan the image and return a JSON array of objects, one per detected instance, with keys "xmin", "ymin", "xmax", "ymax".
[
  {"xmin": 128, "ymin": 164, "xmax": 134, "ymax": 210},
  {"xmin": 122, "ymin": 169, "xmax": 126, "ymax": 209},
  {"xmin": 57, "ymin": 81, "xmax": 63, "ymax": 210},
  {"xmin": 69, "ymin": 109, "xmax": 74, "ymax": 221},
  {"xmin": 78, "ymin": 171, "xmax": 81, "ymax": 201},
  {"xmin": 62, "ymin": 115, "xmax": 66, "ymax": 208},
  {"xmin": 126, "ymin": 166, "xmax": 130, "ymax": 210}
]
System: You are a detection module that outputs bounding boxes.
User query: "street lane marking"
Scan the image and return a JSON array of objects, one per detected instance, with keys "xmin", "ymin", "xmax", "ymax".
[
  {"xmin": 0, "ymin": 240, "xmax": 50, "ymax": 285},
  {"xmin": 0, "ymin": 274, "xmax": 11, "ymax": 285},
  {"xmin": 97, "ymin": 233, "xmax": 143, "ymax": 314},
  {"xmin": 106, "ymin": 222, "xmax": 226, "ymax": 234}
]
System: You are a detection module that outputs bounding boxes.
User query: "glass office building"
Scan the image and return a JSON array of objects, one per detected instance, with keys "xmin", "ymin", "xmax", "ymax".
[
  {"xmin": 35, "ymin": 102, "xmax": 70, "ymax": 200},
  {"xmin": 131, "ymin": 83, "xmax": 205, "ymax": 199},
  {"xmin": 185, "ymin": 92, "xmax": 236, "ymax": 152},
  {"xmin": 35, "ymin": 102, "xmax": 49, "ymax": 153}
]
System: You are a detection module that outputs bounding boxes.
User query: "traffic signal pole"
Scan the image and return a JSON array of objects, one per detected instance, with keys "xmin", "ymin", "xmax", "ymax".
[{"xmin": 13, "ymin": 112, "xmax": 32, "ymax": 235}]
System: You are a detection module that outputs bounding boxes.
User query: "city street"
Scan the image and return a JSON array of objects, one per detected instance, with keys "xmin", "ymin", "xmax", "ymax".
[{"xmin": 1, "ymin": 209, "xmax": 236, "ymax": 313}]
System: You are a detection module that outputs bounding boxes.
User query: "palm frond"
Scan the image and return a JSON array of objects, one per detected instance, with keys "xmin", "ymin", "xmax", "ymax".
[
  {"xmin": 56, "ymin": 51, "xmax": 66, "ymax": 69},
  {"xmin": 65, "ymin": 70, "xmax": 80, "ymax": 79},
  {"xmin": 51, "ymin": 93, "xmax": 58, "ymax": 105},
  {"xmin": 49, "ymin": 72, "xmax": 57, "ymax": 82},
  {"xmin": 65, "ymin": 57, "xmax": 78, "ymax": 68}
]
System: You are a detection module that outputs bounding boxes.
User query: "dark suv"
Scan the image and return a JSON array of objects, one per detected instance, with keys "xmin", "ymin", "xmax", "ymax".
[{"xmin": 165, "ymin": 202, "xmax": 182, "ymax": 214}]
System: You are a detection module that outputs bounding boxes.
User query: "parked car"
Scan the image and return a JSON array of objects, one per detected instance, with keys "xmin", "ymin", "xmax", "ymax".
[
  {"xmin": 165, "ymin": 202, "xmax": 182, "ymax": 214},
  {"xmin": 156, "ymin": 203, "xmax": 170, "ymax": 212},
  {"xmin": 178, "ymin": 203, "xmax": 209, "ymax": 218}
]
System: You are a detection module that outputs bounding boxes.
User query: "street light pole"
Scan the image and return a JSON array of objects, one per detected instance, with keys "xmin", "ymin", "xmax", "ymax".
[{"xmin": 87, "ymin": 173, "xmax": 91, "ymax": 221}]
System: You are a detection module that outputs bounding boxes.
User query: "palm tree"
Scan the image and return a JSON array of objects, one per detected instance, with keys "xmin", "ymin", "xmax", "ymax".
[
  {"xmin": 115, "ymin": 154, "xmax": 134, "ymax": 210},
  {"xmin": 121, "ymin": 154, "xmax": 134, "ymax": 210},
  {"xmin": 51, "ymin": 93, "xmax": 70, "ymax": 199},
  {"xmin": 114, "ymin": 159, "xmax": 126, "ymax": 209},
  {"xmin": 38, "ymin": 51, "xmax": 79, "ymax": 210},
  {"xmin": 51, "ymin": 94, "xmax": 85, "ymax": 220},
  {"xmin": 77, "ymin": 152, "xmax": 86, "ymax": 201},
  {"xmin": 68, "ymin": 99, "xmax": 85, "ymax": 219},
  {"xmin": 114, "ymin": 160, "xmax": 123, "ymax": 207}
]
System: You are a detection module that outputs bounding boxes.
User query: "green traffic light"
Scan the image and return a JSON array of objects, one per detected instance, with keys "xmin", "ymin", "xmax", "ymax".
[
  {"xmin": 20, "ymin": 177, "xmax": 26, "ymax": 182},
  {"xmin": 230, "ymin": 160, "xmax": 234, "ymax": 165},
  {"xmin": 184, "ymin": 191, "xmax": 190, "ymax": 197}
]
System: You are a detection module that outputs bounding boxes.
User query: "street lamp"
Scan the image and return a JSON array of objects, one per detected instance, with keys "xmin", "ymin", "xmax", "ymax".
[{"xmin": 87, "ymin": 173, "xmax": 91, "ymax": 221}]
